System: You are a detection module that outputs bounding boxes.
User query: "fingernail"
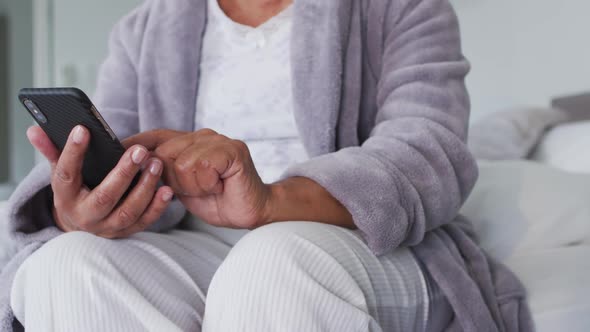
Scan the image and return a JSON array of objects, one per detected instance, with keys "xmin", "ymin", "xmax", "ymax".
[
  {"xmin": 26, "ymin": 126, "xmax": 36, "ymax": 138},
  {"xmin": 26, "ymin": 127, "xmax": 38, "ymax": 143},
  {"xmin": 72, "ymin": 126, "xmax": 85, "ymax": 144},
  {"xmin": 132, "ymin": 147, "xmax": 147, "ymax": 164},
  {"xmin": 162, "ymin": 191, "xmax": 173, "ymax": 202},
  {"xmin": 149, "ymin": 160, "xmax": 162, "ymax": 175}
]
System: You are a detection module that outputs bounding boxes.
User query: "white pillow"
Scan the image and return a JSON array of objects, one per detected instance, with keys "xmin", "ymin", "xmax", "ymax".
[
  {"xmin": 468, "ymin": 107, "xmax": 568, "ymax": 160},
  {"xmin": 460, "ymin": 161, "xmax": 590, "ymax": 261},
  {"xmin": 531, "ymin": 120, "xmax": 590, "ymax": 174}
]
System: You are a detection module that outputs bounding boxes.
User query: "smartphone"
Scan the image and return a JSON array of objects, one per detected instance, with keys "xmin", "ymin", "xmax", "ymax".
[{"xmin": 18, "ymin": 87, "xmax": 137, "ymax": 190}]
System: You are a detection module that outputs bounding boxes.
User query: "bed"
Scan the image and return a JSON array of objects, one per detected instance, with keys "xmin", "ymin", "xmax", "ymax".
[
  {"xmin": 465, "ymin": 92, "xmax": 590, "ymax": 331},
  {"xmin": 462, "ymin": 161, "xmax": 590, "ymax": 331}
]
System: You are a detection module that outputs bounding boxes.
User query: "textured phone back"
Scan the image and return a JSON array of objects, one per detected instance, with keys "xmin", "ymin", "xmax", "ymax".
[{"xmin": 19, "ymin": 88, "xmax": 126, "ymax": 189}]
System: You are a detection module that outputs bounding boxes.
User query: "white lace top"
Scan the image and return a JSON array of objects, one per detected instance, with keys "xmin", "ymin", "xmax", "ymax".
[{"xmin": 195, "ymin": 0, "xmax": 307, "ymax": 184}]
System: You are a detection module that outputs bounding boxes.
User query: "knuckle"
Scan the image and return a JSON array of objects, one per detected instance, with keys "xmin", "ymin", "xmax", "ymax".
[
  {"xmin": 154, "ymin": 145, "xmax": 165, "ymax": 157},
  {"xmin": 94, "ymin": 190, "xmax": 115, "ymax": 208},
  {"xmin": 117, "ymin": 208, "xmax": 139, "ymax": 225},
  {"xmin": 53, "ymin": 165, "xmax": 74, "ymax": 183},
  {"xmin": 210, "ymin": 134, "xmax": 229, "ymax": 145},
  {"xmin": 154, "ymin": 146, "xmax": 171, "ymax": 160},
  {"xmin": 198, "ymin": 128, "xmax": 217, "ymax": 136},
  {"xmin": 232, "ymin": 139, "xmax": 249, "ymax": 152},
  {"xmin": 231, "ymin": 140, "xmax": 250, "ymax": 159},
  {"xmin": 217, "ymin": 134, "xmax": 229, "ymax": 140},
  {"xmin": 174, "ymin": 160, "xmax": 192, "ymax": 174},
  {"xmin": 116, "ymin": 164, "xmax": 137, "ymax": 179}
]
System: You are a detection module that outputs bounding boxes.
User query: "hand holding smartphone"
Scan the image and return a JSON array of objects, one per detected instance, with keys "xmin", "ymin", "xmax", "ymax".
[
  {"xmin": 19, "ymin": 87, "xmax": 173, "ymax": 238},
  {"xmin": 19, "ymin": 87, "xmax": 129, "ymax": 189}
]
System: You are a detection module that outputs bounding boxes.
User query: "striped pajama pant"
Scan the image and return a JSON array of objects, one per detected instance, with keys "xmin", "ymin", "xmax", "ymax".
[{"xmin": 11, "ymin": 221, "xmax": 452, "ymax": 331}]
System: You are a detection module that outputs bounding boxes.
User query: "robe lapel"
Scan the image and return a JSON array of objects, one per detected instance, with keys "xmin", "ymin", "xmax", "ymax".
[
  {"xmin": 291, "ymin": 0, "xmax": 353, "ymax": 156},
  {"xmin": 141, "ymin": 0, "xmax": 207, "ymax": 133},
  {"xmin": 146, "ymin": 0, "xmax": 353, "ymax": 148}
]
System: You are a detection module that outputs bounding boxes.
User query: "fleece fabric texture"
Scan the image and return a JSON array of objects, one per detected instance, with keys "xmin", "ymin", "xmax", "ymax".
[{"xmin": 0, "ymin": 0, "xmax": 533, "ymax": 331}]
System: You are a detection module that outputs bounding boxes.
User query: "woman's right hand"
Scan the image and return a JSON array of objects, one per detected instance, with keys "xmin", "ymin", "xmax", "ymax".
[{"xmin": 27, "ymin": 125, "xmax": 174, "ymax": 238}]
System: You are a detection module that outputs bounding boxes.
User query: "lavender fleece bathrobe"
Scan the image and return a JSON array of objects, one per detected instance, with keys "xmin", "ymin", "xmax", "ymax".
[{"xmin": 0, "ymin": 0, "xmax": 534, "ymax": 331}]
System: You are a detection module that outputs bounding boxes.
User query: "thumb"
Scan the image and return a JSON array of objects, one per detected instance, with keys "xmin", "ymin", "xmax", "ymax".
[{"xmin": 27, "ymin": 126, "xmax": 60, "ymax": 167}]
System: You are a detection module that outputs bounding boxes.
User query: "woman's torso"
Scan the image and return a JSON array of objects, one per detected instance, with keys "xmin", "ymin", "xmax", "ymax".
[
  {"xmin": 195, "ymin": 0, "xmax": 306, "ymax": 185},
  {"xmin": 190, "ymin": 0, "xmax": 305, "ymax": 244}
]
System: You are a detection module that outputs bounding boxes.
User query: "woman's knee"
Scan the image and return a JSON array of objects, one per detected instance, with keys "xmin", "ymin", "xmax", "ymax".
[
  {"xmin": 204, "ymin": 222, "xmax": 374, "ymax": 330},
  {"xmin": 219, "ymin": 222, "xmax": 333, "ymax": 268},
  {"xmin": 13, "ymin": 232, "xmax": 115, "ymax": 291},
  {"xmin": 10, "ymin": 231, "xmax": 117, "ymax": 321},
  {"xmin": 207, "ymin": 221, "xmax": 363, "ymax": 297}
]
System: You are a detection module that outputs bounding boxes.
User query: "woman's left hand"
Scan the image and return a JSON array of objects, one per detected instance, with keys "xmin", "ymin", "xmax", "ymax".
[{"xmin": 123, "ymin": 129, "xmax": 271, "ymax": 229}]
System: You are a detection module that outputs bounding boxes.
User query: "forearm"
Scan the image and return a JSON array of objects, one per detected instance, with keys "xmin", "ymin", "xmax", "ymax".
[{"xmin": 263, "ymin": 177, "xmax": 355, "ymax": 229}]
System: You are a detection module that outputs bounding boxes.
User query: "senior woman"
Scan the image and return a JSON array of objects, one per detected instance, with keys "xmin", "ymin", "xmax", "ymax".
[{"xmin": 0, "ymin": 0, "xmax": 532, "ymax": 331}]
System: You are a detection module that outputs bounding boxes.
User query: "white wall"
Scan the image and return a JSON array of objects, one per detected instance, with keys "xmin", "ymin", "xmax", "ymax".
[
  {"xmin": 52, "ymin": 0, "xmax": 142, "ymax": 94},
  {"xmin": 451, "ymin": 0, "xmax": 590, "ymax": 120},
  {"xmin": 50, "ymin": 0, "xmax": 590, "ymax": 118},
  {"xmin": 0, "ymin": 0, "xmax": 34, "ymax": 198},
  {"xmin": 0, "ymin": 0, "xmax": 141, "ymax": 198}
]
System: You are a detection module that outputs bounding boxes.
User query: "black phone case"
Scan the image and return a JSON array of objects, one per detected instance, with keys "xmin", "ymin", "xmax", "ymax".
[{"xmin": 18, "ymin": 87, "xmax": 131, "ymax": 190}]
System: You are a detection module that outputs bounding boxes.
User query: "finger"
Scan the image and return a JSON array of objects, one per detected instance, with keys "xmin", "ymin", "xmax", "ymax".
[
  {"xmin": 172, "ymin": 145, "xmax": 209, "ymax": 196},
  {"xmin": 83, "ymin": 144, "xmax": 149, "ymax": 220},
  {"xmin": 100, "ymin": 158, "xmax": 163, "ymax": 233},
  {"xmin": 153, "ymin": 135, "xmax": 195, "ymax": 160},
  {"xmin": 198, "ymin": 160, "xmax": 224, "ymax": 194},
  {"xmin": 101, "ymin": 186, "xmax": 174, "ymax": 239},
  {"xmin": 201, "ymin": 143, "xmax": 242, "ymax": 179},
  {"xmin": 159, "ymin": 154, "xmax": 183, "ymax": 194},
  {"xmin": 156, "ymin": 141, "xmax": 209, "ymax": 194},
  {"xmin": 122, "ymin": 129, "xmax": 185, "ymax": 151},
  {"xmin": 27, "ymin": 126, "xmax": 60, "ymax": 167},
  {"xmin": 152, "ymin": 128, "xmax": 218, "ymax": 160},
  {"xmin": 52, "ymin": 126, "xmax": 90, "ymax": 203},
  {"xmin": 175, "ymin": 146, "xmax": 225, "ymax": 196}
]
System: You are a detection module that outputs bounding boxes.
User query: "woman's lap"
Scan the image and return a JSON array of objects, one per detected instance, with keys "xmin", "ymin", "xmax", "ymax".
[
  {"xmin": 203, "ymin": 222, "xmax": 434, "ymax": 331},
  {"xmin": 11, "ymin": 222, "xmax": 451, "ymax": 331},
  {"xmin": 11, "ymin": 230, "xmax": 228, "ymax": 331}
]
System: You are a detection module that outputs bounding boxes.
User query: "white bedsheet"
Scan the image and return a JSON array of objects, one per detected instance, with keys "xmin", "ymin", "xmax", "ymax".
[
  {"xmin": 462, "ymin": 161, "xmax": 590, "ymax": 331},
  {"xmin": 506, "ymin": 245, "xmax": 590, "ymax": 332},
  {"xmin": 462, "ymin": 161, "xmax": 590, "ymax": 260}
]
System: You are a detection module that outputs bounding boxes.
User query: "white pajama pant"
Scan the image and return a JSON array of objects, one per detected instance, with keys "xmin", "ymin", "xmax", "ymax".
[{"xmin": 11, "ymin": 221, "xmax": 452, "ymax": 331}]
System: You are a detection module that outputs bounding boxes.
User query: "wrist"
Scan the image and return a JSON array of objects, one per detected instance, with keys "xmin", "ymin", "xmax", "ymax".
[
  {"xmin": 260, "ymin": 181, "xmax": 286, "ymax": 227},
  {"xmin": 259, "ymin": 177, "xmax": 355, "ymax": 230}
]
